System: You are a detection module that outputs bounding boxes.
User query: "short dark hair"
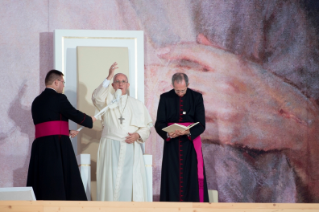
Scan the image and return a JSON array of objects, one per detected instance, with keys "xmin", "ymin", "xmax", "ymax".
[
  {"xmin": 45, "ymin": 70, "xmax": 64, "ymax": 85},
  {"xmin": 172, "ymin": 73, "xmax": 189, "ymax": 86}
]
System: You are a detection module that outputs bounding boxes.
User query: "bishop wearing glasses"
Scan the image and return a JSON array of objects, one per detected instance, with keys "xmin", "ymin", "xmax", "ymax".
[
  {"xmin": 155, "ymin": 73, "xmax": 209, "ymax": 202},
  {"xmin": 92, "ymin": 62, "xmax": 152, "ymax": 202}
]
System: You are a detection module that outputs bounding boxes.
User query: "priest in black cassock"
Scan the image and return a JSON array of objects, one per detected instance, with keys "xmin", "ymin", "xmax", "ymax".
[
  {"xmin": 27, "ymin": 70, "xmax": 96, "ymax": 200},
  {"xmin": 155, "ymin": 73, "xmax": 209, "ymax": 202}
]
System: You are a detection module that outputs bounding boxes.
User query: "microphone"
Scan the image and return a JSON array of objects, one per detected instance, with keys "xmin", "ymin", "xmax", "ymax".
[
  {"xmin": 70, "ymin": 89, "xmax": 122, "ymax": 138},
  {"xmin": 109, "ymin": 89, "xmax": 122, "ymax": 105},
  {"xmin": 115, "ymin": 89, "xmax": 122, "ymax": 102}
]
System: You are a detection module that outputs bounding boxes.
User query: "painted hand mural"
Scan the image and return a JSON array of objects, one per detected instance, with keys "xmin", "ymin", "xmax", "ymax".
[
  {"xmin": 129, "ymin": 0, "xmax": 319, "ymax": 202},
  {"xmin": 150, "ymin": 34, "xmax": 319, "ymax": 202}
]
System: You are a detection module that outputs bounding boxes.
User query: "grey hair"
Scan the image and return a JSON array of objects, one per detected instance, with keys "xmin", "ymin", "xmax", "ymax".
[
  {"xmin": 113, "ymin": 73, "xmax": 130, "ymax": 96},
  {"xmin": 172, "ymin": 73, "xmax": 189, "ymax": 86},
  {"xmin": 113, "ymin": 73, "xmax": 128, "ymax": 83}
]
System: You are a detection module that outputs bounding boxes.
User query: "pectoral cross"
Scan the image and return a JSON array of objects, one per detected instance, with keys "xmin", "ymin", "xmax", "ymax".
[{"xmin": 119, "ymin": 116, "xmax": 125, "ymax": 124}]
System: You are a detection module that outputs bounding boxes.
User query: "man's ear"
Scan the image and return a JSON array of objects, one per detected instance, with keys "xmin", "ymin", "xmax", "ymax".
[{"xmin": 127, "ymin": 83, "xmax": 130, "ymax": 88}]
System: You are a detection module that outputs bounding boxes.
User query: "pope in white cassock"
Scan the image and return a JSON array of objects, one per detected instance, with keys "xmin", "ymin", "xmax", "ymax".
[{"xmin": 92, "ymin": 62, "xmax": 153, "ymax": 201}]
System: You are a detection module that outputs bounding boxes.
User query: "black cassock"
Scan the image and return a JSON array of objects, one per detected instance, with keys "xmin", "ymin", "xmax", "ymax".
[
  {"xmin": 27, "ymin": 88, "xmax": 93, "ymax": 200},
  {"xmin": 155, "ymin": 89, "xmax": 209, "ymax": 202}
]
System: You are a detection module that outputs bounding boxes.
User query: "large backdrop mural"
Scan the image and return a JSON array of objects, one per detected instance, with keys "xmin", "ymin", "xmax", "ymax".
[{"xmin": 0, "ymin": 0, "xmax": 318, "ymax": 203}]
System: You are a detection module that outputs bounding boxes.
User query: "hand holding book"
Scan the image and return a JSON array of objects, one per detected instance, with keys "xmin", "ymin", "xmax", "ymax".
[
  {"xmin": 168, "ymin": 128, "xmax": 190, "ymax": 138},
  {"xmin": 162, "ymin": 122, "xmax": 199, "ymax": 133}
]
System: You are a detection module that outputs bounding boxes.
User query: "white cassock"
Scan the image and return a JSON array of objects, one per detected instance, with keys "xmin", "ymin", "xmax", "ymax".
[{"xmin": 92, "ymin": 79, "xmax": 152, "ymax": 202}]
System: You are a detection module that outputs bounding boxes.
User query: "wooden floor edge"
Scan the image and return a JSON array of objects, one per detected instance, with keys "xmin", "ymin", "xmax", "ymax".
[{"xmin": 1, "ymin": 201, "xmax": 319, "ymax": 212}]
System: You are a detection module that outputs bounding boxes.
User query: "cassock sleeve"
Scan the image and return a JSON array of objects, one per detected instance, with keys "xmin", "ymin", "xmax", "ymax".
[
  {"xmin": 155, "ymin": 94, "xmax": 169, "ymax": 140},
  {"xmin": 59, "ymin": 94, "xmax": 93, "ymax": 128},
  {"xmin": 189, "ymin": 93, "xmax": 206, "ymax": 140},
  {"xmin": 136, "ymin": 104, "xmax": 153, "ymax": 143},
  {"xmin": 136, "ymin": 125, "xmax": 152, "ymax": 144}
]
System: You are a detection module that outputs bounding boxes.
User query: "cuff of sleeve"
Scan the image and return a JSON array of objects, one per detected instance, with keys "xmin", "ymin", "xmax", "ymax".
[
  {"xmin": 136, "ymin": 138, "xmax": 144, "ymax": 144},
  {"xmin": 166, "ymin": 133, "xmax": 171, "ymax": 141},
  {"xmin": 136, "ymin": 133, "xmax": 144, "ymax": 144},
  {"xmin": 102, "ymin": 79, "xmax": 110, "ymax": 88}
]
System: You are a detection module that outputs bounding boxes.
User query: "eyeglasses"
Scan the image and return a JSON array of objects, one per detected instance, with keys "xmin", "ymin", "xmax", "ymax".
[
  {"xmin": 58, "ymin": 79, "xmax": 65, "ymax": 84},
  {"xmin": 114, "ymin": 80, "xmax": 127, "ymax": 84}
]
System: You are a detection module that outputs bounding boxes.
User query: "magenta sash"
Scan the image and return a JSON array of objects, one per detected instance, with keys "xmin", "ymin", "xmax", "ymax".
[
  {"xmin": 168, "ymin": 122, "xmax": 204, "ymax": 202},
  {"xmin": 35, "ymin": 121, "xmax": 69, "ymax": 139}
]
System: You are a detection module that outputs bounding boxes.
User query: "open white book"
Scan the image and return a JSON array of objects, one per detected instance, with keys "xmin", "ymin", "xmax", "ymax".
[{"xmin": 162, "ymin": 122, "xmax": 199, "ymax": 133}]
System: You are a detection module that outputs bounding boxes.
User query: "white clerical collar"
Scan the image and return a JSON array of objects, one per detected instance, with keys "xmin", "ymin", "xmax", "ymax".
[{"xmin": 46, "ymin": 87, "xmax": 57, "ymax": 92}]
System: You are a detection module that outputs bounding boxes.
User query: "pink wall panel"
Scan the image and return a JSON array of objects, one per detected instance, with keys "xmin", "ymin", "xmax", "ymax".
[{"xmin": 0, "ymin": 0, "xmax": 49, "ymax": 187}]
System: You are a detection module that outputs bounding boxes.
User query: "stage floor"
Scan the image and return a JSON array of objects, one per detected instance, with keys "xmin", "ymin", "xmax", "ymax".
[{"xmin": 1, "ymin": 201, "xmax": 319, "ymax": 212}]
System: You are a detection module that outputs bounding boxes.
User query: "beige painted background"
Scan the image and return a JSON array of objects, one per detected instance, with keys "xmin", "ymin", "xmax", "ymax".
[{"xmin": 77, "ymin": 46, "xmax": 129, "ymax": 200}]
